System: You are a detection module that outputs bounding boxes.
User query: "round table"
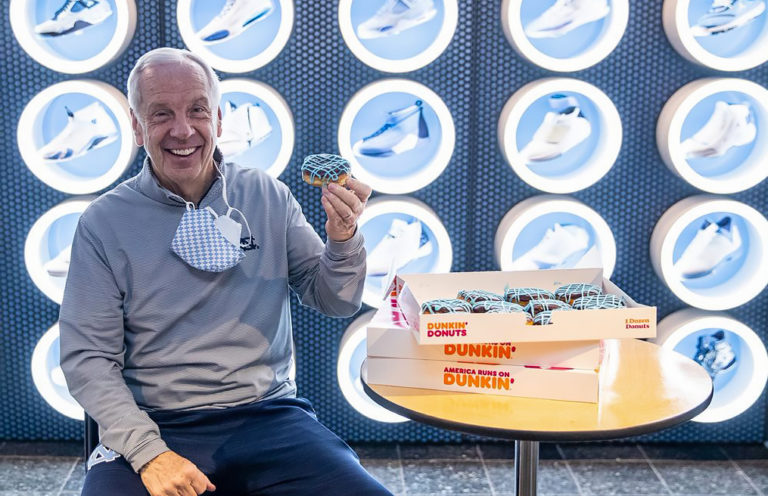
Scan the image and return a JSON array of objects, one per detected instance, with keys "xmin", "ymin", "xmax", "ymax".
[{"xmin": 362, "ymin": 338, "xmax": 713, "ymax": 496}]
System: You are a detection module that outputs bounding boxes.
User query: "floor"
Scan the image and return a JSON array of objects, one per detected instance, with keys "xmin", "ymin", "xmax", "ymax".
[{"xmin": 1, "ymin": 441, "xmax": 768, "ymax": 495}]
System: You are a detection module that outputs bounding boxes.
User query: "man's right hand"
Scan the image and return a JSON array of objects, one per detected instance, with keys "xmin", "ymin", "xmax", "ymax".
[{"xmin": 139, "ymin": 450, "xmax": 216, "ymax": 496}]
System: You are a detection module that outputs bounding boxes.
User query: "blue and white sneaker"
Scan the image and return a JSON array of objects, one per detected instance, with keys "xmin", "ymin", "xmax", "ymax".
[
  {"xmin": 694, "ymin": 330, "xmax": 737, "ymax": 379},
  {"xmin": 218, "ymin": 101, "xmax": 272, "ymax": 158},
  {"xmin": 38, "ymin": 102, "xmax": 118, "ymax": 163},
  {"xmin": 520, "ymin": 94, "xmax": 591, "ymax": 163},
  {"xmin": 44, "ymin": 245, "xmax": 72, "ymax": 278},
  {"xmin": 35, "ymin": 0, "xmax": 112, "ymax": 37},
  {"xmin": 357, "ymin": 0, "xmax": 437, "ymax": 40},
  {"xmin": 691, "ymin": 0, "xmax": 766, "ymax": 37},
  {"xmin": 197, "ymin": 0, "xmax": 274, "ymax": 44},
  {"xmin": 513, "ymin": 223, "xmax": 590, "ymax": 270},
  {"xmin": 674, "ymin": 217, "xmax": 743, "ymax": 279},
  {"xmin": 353, "ymin": 100, "xmax": 430, "ymax": 158},
  {"xmin": 366, "ymin": 218, "xmax": 433, "ymax": 277},
  {"xmin": 525, "ymin": 0, "xmax": 610, "ymax": 39},
  {"xmin": 682, "ymin": 101, "xmax": 756, "ymax": 159}
]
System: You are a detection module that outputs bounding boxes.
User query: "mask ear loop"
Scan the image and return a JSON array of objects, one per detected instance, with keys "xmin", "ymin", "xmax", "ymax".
[{"xmin": 214, "ymin": 162, "xmax": 253, "ymax": 248}]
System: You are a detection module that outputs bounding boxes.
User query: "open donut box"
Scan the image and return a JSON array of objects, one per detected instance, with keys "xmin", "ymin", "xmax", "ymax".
[
  {"xmin": 364, "ymin": 268, "xmax": 655, "ymax": 403},
  {"xmin": 383, "ymin": 268, "xmax": 656, "ymax": 345}
]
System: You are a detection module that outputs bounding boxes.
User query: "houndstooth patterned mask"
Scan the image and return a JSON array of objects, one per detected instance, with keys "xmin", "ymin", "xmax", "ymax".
[{"xmin": 171, "ymin": 203, "xmax": 245, "ymax": 272}]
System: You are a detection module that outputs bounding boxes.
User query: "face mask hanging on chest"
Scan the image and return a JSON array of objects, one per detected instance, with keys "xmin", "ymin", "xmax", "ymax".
[{"xmin": 171, "ymin": 165, "xmax": 253, "ymax": 272}]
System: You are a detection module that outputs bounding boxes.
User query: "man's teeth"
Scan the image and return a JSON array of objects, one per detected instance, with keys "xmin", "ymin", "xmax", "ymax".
[{"xmin": 169, "ymin": 147, "xmax": 196, "ymax": 156}]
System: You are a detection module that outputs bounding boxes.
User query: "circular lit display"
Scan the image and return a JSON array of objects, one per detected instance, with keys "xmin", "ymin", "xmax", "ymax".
[
  {"xmin": 337, "ymin": 310, "xmax": 408, "ymax": 423},
  {"xmin": 495, "ymin": 195, "xmax": 617, "ymax": 277},
  {"xmin": 502, "ymin": 0, "xmax": 629, "ymax": 72},
  {"xmin": 359, "ymin": 196, "xmax": 452, "ymax": 308},
  {"xmin": 656, "ymin": 308, "xmax": 768, "ymax": 423},
  {"xmin": 498, "ymin": 78, "xmax": 622, "ymax": 193},
  {"xmin": 177, "ymin": 0, "xmax": 294, "ymax": 73},
  {"xmin": 218, "ymin": 79, "xmax": 294, "ymax": 178},
  {"xmin": 9, "ymin": 0, "xmax": 136, "ymax": 74},
  {"xmin": 663, "ymin": 0, "xmax": 768, "ymax": 71},
  {"xmin": 24, "ymin": 197, "xmax": 94, "ymax": 304},
  {"xmin": 650, "ymin": 195, "xmax": 768, "ymax": 310},
  {"xmin": 657, "ymin": 78, "xmax": 768, "ymax": 193},
  {"xmin": 338, "ymin": 0, "xmax": 458, "ymax": 72},
  {"xmin": 17, "ymin": 80, "xmax": 136, "ymax": 195},
  {"xmin": 338, "ymin": 79, "xmax": 455, "ymax": 194},
  {"xmin": 31, "ymin": 323, "xmax": 84, "ymax": 420}
]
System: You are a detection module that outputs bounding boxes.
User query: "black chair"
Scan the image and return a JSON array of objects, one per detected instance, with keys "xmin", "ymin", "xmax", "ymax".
[{"xmin": 84, "ymin": 413, "xmax": 99, "ymax": 467}]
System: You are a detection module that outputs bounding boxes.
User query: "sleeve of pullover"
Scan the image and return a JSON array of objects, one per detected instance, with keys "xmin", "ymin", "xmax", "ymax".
[
  {"xmin": 59, "ymin": 217, "xmax": 169, "ymax": 473},
  {"xmin": 285, "ymin": 190, "xmax": 366, "ymax": 317}
]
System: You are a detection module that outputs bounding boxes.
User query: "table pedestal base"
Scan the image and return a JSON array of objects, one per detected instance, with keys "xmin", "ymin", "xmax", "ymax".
[{"xmin": 515, "ymin": 440, "xmax": 539, "ymax": 496}]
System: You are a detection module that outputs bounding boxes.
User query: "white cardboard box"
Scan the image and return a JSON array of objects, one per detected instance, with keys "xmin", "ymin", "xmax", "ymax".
[
  {"xmin": 366, "ymin": 357, "xmax": 599, "ymax": 403},
  {"xmin": 384, "ymin": 268, "xmax": 656, "ymax": 344},
  {"xmin": 367, "ymin": 326, "xmax": 602, "ymax": 370}
]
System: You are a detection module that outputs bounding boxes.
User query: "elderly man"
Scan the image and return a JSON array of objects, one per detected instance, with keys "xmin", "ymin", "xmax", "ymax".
[{"xmin": 60, "ymin": 47, "xmax": 391, "ymax": 496}]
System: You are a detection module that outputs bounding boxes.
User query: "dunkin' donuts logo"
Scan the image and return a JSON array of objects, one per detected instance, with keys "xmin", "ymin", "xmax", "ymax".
[
  {"xmin": 443, "ymin": 366, "xmax": 513, "ymax": 390},
  {"xmin": 427, "ymin": 321, "xmax": 468, "ymax": 337},
  {"xmin": 625, "ymin": 318, "xmax": 650, "ymax": 329}
]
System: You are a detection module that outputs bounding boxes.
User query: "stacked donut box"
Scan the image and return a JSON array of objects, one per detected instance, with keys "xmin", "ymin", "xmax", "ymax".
[{"xmin": 366, "ymin": 268, "xmax": 656, "ymax": 403}]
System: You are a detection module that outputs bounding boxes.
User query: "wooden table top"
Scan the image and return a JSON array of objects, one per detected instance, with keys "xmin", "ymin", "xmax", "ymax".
[{"xmin": 362, "ymin": 339, "xmax": 713, "ymax": 441}]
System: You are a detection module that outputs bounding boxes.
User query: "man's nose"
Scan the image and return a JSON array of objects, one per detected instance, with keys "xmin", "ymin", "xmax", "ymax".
[{"xmin": 169, "ymin": 114, "xmax": 195, "ymax": 139}]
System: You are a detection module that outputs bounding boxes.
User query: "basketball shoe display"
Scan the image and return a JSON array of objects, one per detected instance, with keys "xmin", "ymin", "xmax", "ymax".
[
  {"xmin": 353, "ymin": 100, "xmax": 430, "ymax": 158},
  {"xmin": 35, "ymin": 0, "xmax": 113, "ymax": 37},
  {"xmin": 681, "ymin": 101, "xmax": 756, "ymax": 159},
  {"xmin": 525, "ymin": 0, "xmax": 610, "ymax": 38},
  {"xmin": 674, "ymin": 217, "xmax": 742, "ymax": 279},
  {"xmin": 38, "ymin": 102, "xmax": 118, "ymax": 162},
  {"xmin": 197, "ymin": 0, "xmax": 274, "ymax": 44},
  {"xmin": 520, "ymin": 94, "xmax": 591, "ymax": 163},
  {"xmin": 691, "ymin": 0, "xmax": 766, "ymax": 37},
  {"xmin": 218, "ymin": 101, "xmax": 272, "ymax": 158},
  {"xmin": 513, "ymin": 223, "xmax": 590, "ymax": 270},
  {"xmin": 357, "ymin": 0, "xmax": 437, "ymax": 39}
]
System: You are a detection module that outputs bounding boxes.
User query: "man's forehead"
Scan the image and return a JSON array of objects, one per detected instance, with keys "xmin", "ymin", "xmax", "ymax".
[{"xmin": 139, "ymin": 61, "xmax": 210, "ymax": 98}]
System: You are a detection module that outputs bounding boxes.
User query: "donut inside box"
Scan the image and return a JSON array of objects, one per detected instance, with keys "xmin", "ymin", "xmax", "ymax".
[{"xmin": 387, "ymin": 268, "xmax": 656, "ymax": 345}]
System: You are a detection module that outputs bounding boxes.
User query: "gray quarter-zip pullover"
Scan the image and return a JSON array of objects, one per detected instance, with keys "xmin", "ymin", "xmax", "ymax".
[{"xmin": 59, "ymin": 159, "xmax": 366, "ymax": 472}]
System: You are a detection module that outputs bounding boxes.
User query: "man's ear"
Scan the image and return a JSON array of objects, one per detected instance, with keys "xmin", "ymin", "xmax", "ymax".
[
  {"xmin": 130, "ymin": 109, "xmax": 144, "ymax": 147},
  {"xmin": 216, "ymin": 106, "xmax": 223, "ymax": 138}
]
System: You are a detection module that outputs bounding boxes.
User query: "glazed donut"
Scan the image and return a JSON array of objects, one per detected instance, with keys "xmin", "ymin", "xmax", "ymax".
[
  {"xmin": 457, "ymin": 289, "xmax": 503, "ymax": 304},
  {"xmin": 503, "ymin": 287, "xmax": 554, "ymax": 306},
  {"xmin": 572, "ymin": 294, "xmax": 625, "ymax": 310},
  {"xmin": 421, "ymin": 298, "xmax": 472, "ymax": 314},
  {"xmin": 301, "ymin": 153, "xmax": 351, "ymax": 186},
  {"xmin": 524, "ymin": 298, "xmax": 571, "ymax": 316},
  {"xmin": 554, "ymin": 283, "xmax": 602, "ymax": 304}
]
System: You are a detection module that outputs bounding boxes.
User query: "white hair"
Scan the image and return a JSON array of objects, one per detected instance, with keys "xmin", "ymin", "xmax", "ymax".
[{"xmin": 127, "ymin": 47, "xmax": 221, "ymax": 121}]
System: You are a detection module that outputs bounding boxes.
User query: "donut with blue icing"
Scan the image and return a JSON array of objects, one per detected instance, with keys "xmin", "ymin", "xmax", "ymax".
[{"xmin": 301, "ymin": 153, "xmax": 351, "ymax": 186}]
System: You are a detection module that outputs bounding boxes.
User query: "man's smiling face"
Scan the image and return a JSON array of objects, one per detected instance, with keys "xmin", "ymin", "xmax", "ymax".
[{"xmin": 131, "ymin": 60, "xmax": 222, "ymax": 200}]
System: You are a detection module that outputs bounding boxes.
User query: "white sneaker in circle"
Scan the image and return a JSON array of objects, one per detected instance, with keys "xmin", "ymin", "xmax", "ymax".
[
  {"xmin": 691, "ymin": 0, "xmax": 766, "ymax": 37},
  {"xmin": 366, "ymin": 218, "xmax": 433, "ymax": 277},
  {"xmin": 353, "ymin": 100, "xmax": 430, "ymax": 158},
  {"xmin": 674, "ymin": 217, "xmax": 742, "ymax": 279},
  {"xmin": 521, "ymin": 94, "xmax": 591, "ymax": 163},
  {"xmin": 44, "ymin": 245, "xmax": 72, "ymax": 278},
  {"xmin": 681, "ymin": 101, "xmax": 756, "ymax": 159},
  {"xmin": 218, "ymin": 101, "xmax": 272, "ymax": 158},
  {"xmin": 197, "ymin": 0, "xmax": 274, "ymax": 44},
  {"xmin": 357, "ymin": 0, "xmax": 438, "ymax": 39},
  {"xmin": 525, "ymin": 0, "xmax": 610, "ymax": 39},
  {"xmin": 38, "ymin": 102, "xmax": 118, "ymax": 163},
  {"xmin": 35, "ymin": 0, "xmax": 113, "ymax": 36},
  {"xmin": 513, "ymin": 223, "xmax": 590, "ymax": 269}
]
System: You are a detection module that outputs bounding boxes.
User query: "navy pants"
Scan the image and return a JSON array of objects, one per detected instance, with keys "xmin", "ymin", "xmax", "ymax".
[{"xmin": 82, "ymin": 397, "xmax": 392, "ymax": 496}]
